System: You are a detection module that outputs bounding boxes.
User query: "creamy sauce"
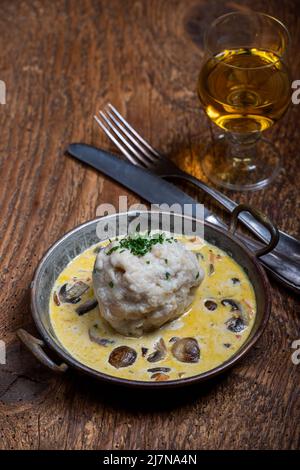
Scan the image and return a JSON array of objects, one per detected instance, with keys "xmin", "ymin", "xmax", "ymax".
[{"xmin": 49, "ymin": 237, "xmax": 256, "ymax": 381}]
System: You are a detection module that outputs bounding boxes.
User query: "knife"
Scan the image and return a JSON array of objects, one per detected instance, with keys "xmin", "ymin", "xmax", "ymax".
[{"xmin": 67, "ymin": 143, "xmax": 300, "ymax": 294}]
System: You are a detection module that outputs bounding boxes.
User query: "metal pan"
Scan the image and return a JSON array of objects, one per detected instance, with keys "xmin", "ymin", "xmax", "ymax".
[{"xmin": 17, "ymin": 205, "xmax": 278, "ymax": 388}]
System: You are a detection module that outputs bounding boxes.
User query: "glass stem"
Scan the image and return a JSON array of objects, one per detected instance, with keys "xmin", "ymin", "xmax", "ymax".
[{"xmin": 227, "ymin": 132, "xmax": 261, "ymax": 170}]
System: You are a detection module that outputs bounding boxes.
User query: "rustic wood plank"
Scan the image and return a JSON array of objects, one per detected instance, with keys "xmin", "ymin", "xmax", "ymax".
[{"xmin": 0, "ymin": 0, "xmax": 299, "ymax": 450}]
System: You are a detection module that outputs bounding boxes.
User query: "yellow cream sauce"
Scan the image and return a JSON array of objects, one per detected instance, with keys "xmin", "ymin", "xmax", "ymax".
[{"xmin": 49, "ymin": 237, "xmax": 256, "ymax": 381}]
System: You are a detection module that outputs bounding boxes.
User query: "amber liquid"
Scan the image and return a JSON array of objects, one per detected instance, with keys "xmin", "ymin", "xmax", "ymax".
[{"xmin": 198, "ymin": 48, "xmax": 291, "ymax": 134}]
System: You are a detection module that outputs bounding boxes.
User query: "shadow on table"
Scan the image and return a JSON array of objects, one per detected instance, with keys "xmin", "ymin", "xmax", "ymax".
[{"xmin": 69, "ymin": 370, "xmax": 229, "ymax": 413}]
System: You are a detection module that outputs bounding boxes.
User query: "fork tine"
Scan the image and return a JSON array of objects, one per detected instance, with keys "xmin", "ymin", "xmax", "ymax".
[
  {"xmin": 98, "ymin": 110, "xmax": 154, "ymax": 169},
  {"xmin": 94, "ymin": 115, "xmax": 139, "ymax": 166},
  {"xmin": 107, "ymin": 103, "xmax": 161, "ymax": 158},
  {"xmin": 105, "ymin": 106, "xmax": 157, "ymax": 164}
]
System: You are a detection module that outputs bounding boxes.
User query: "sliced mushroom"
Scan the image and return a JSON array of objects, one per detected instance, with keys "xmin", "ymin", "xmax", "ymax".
[
  {"xmin": 169, "ymin": 336, "xmax": 179, "ymax": 343},
  {"xmin": 88, "ymin": 327, "xmax": 115, "ymax": 346},
  {"xmin": 221, "ymin": 299, "xmax": 240, "ymax": 311},
  {"xmin": 76, "ymin": 298, "xmax": 98, "ymax": 315},
  {"xmin": 147, "ymin": 338, "xmax": 167, "ymax": 363},
  {"xmin": 222, "ymin": 299, "xmax": 249, "ymax": 332},
  {"xmin": 147, "ymin": 367, "xmax": 171, "ymax": 373},
  {"xmin": 109, "ymin": 346, "xmax": 137, "ymax": 368},
  {"xmin": 53, "ymin": 291, "xmax": 60, "ymax": 306},
  {"xmin": 208, "ymin": 250, "xmax": 215, "ymax": 276},
  {"xmin": 225, "ymin": 316, "xmax": 246, "ymax": 333},
  {"xmin": 208, "ymin": 263, "xmax": 215, "ymax": 276},
  {"xmin": 59, "ymin": 281, "xmax": 89, "ymax": 304},
  {"xmin": 171, "ymin": 337, "xmax": 200, "ymax": 363},
  {"xmin": 151, "ymin": 373, "xmax": 169, "ymax": 381},
  {"xmin": 204, "ymin": 299, "xmax": 218, "ymax": 311}
]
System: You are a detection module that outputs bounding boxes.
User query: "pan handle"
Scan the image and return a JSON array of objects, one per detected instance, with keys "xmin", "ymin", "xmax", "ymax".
[
  {"xmin": 17, "ymin": 328, "xmax": 68, "ymax": 373},
  {"xmin": 229, "ymin": 204, "xmax": 279, "ymax": 258}
]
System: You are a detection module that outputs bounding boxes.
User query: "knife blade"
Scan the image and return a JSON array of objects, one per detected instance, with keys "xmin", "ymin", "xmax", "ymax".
[{"xmin": 67, "ymin": 143, "xmax": 300, "ymax": 294}]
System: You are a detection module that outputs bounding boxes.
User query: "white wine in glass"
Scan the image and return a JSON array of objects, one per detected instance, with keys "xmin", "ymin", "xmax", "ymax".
[{"xmin": 198, "ymin": 12, "xmax": 291, "ymax": 191}]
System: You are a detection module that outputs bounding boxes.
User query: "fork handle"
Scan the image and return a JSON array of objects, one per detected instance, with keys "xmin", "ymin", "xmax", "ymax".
[{"xmin": 164, "ymin": 171, "xmax": 300, "ymax": 259}]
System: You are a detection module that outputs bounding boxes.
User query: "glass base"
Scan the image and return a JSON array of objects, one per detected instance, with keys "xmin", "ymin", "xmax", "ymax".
[{"xmin": 201, "ymin": 134, "xmax": 282, "ymax": 191}]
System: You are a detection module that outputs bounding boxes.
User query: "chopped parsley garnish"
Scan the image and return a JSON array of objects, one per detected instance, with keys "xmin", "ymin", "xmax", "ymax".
[
  {"xmin": 196, "ymin": 272, "xmax": 200, "ymax": 279},
  {"xmin": 106, "ymin": 232, "xmax": 174, "ymax": 257},
  {"xmin": 108, "ymin": 281, "xmax": 114, "ymax": 288},
  {"xmin": 106, "ymin": 246, "xmax": 119, "ymax": 255},
  {"xmin": 165, "ymin": 259, "xmax": 168, "ymax": 264},
  {"xmin": 165, "ymin": 272, "xmax": 171, "ymax": 280}
]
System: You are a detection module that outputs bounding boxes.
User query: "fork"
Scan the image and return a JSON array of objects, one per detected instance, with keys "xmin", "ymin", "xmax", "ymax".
[{"xmin": 94, "ymin": 103, "xmax": 300, "ymax": 259}]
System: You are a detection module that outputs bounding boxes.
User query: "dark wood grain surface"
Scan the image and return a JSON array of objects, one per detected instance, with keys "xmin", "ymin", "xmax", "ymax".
[{"xmin": 0, "ymin": 0, "xmax": 299, "ymax": 450}]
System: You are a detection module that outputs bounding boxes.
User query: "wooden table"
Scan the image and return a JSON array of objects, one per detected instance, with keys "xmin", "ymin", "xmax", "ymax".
[{"xmin": 0, "ymin": 0, "xmax": 299, "ymax": 450}]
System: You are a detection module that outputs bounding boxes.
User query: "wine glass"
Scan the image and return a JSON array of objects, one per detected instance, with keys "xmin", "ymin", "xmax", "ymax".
[{"xmin": 197, "ymin": 12, "xmax": 291, "ymax": 191}]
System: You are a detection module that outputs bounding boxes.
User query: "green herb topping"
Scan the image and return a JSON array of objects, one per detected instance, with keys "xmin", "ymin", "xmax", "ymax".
[
  {"xmin": 165, "ymin": 272, "xmax": 171, "ymax": 280},
  {"xmin": 106, "ymin": 232, "xmax": 175, "ymax": 257},
  {"xmin": 108, "ymin": 281, "xmax": 114, "ymax": 288}
]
